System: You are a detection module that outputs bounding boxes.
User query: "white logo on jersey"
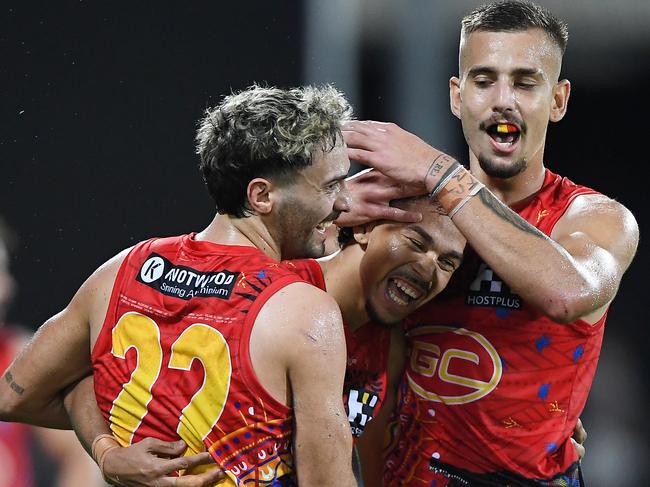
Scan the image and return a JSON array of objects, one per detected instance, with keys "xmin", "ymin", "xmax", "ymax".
[{"xmin": 140, "ymin": 256, "xmax": 165, "ymax": 283}]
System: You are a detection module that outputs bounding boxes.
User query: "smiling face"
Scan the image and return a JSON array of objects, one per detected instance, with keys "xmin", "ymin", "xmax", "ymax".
[
  {"xmin": 275, "ymin": 141, "xmax": 351, "ymax": 260},
  {"xmin": 450, "ymin": 28, "xmax": 570, "ymax": 179},
  {"xmin": 356, "ymin": 199, "xmax": 466, "ymax": 326}
]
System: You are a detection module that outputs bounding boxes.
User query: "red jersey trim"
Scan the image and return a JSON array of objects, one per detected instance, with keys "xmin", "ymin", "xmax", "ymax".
[{"xmin": 91, "ymin": 242, "xmax": 143, "ymax": 361}]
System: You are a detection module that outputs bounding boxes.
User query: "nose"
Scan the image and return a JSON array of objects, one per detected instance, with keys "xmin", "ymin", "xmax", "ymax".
[
  {"xmin": 335, "ymin": 181, "xmax": 351, "ymax": 213},
  {"xmin": 492, "ymin": 79, "xmax": 516, "ymax": 113},
  {"xmin": 413, "ymin": 251, "xmax": 438, "ymax": 289}
]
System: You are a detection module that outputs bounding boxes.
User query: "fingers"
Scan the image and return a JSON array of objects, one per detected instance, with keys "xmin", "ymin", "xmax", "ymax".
[
  {"xmin": 376, "ymin": 206, "xmax": 423, "ymax": 223},
  {"xmin": 346, "ymin": 148, "xmax": 375, "ymax": 166},
  {"xmin": 167, "ymin": 466, "xmax": 227, "ymax": 487},
  {"xmin": 342, "ymin": 120, "xmax": 387, "ymax": 135},
  {"xmin": 143, "ymin": 438, "xmax": 188, "ymax": 457},
  {"xmin": 161, "ymin": 452, "xmax": 215, "ymax": 474},
  {"xmin": 571, "ymin": 438, "xmax": 586, "ymax": 460},
  {"xmin": 380, "ymin": 183, "xmax": 425, "ymax": 201},
  {"xmin": 573, "ymin": 418, "xmax": 587, "ymax": 445}
]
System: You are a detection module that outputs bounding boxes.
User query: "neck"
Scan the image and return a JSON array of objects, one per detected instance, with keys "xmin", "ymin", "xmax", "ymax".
[
  {"xmin": 468, "ymin": 153, "xmax": 546, "ymax": 206},
  {"xmin": 195, "ymin": 213, "xmax": 282, "ymax": 261},
  {"xmin": 321, "ymin": 244, "xmax": 368, "ymax": 331}
]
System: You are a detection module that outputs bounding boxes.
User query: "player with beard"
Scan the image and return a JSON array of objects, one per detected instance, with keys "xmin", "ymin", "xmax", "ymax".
[
  {"xmin": 0, "ymin": 84, "xmax": 361, "ymax": 487},
  {"xmin": 341, "ymin": 1, "xmax": 639, "ymax": 485}
]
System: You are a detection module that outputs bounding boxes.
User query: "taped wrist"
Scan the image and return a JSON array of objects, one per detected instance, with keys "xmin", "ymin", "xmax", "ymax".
[
  {"xmin": 433, "ymin": 165, "xmax": 484, "ymax": 218},
  {"xmin": 425, "ymin": 154, "xmax": 461, "ymax": 198},
  {"xmin": 91, "ymin": 433, "xmax": 119, "ymax": 479}
]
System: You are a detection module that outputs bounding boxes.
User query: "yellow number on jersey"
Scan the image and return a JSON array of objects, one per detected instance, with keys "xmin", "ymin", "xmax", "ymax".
[{"xmin": 109, "ymin": 312, "xmax": 231, "ymax": 455}]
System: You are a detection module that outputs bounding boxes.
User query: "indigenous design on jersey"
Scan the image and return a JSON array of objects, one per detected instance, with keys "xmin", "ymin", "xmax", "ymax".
[
  {"xmin": 92, "ymin": 234, "xmax": 309, "ymax": 486},
  {"xmin": 343, "ymin": 322, "xmax": 390, "ymax": 438},
  {"xmin": 384, "ymin": 170, "xmax": 603, "ymax": 486},
  {"xmin": 286, "ymin": 259, "xmax": 392, "ymax": 439}
]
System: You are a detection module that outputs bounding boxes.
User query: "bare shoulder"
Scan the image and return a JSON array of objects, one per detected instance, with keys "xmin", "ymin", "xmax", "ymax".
[
  {"xmin": 263, "ymin": 281, "xmax": 342, "ymax": 326},
  {"xmin": 553, "ymin": 194, "xmax": 639, "ymax": 262},
  {"xmin": 73, "ymin": 246, "xmax": 134, "ymax": 340},
  {"xmin": 257, "ymin": 281, "xmax": 344, "ymax": 353},
  {"xmin": 563, "ymin": 194, "xmax": 637, "ymax": 226},
  {"xmin": 74, "ymin": 246, "xmax": 133, "ymax": 305}
]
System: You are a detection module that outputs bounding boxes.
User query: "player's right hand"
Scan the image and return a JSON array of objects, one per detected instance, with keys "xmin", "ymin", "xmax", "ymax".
[
  {"xmin": 334, "ymin": 168, "xmax": 423, "ymax": 227},
  {"xmin": 102, "ymin": 437, "xmax": 226, "ymax": 486}
]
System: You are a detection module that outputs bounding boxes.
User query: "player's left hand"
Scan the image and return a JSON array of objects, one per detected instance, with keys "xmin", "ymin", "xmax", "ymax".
[{"xmin": 571, "ymin": 417, "xmax": 587, "ymax": 460}]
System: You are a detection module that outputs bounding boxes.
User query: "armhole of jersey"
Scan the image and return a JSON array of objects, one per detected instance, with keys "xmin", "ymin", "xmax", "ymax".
[
  {"xmin": 545, "ymin": 189, "xmax": 599, "ymax": 234},
  {"xmin": 238, "ymin": 274, "xmax": 307, "ymax": 414},
  {"xmin": 90, "ymin": 243, "xmax": 144, "ymax": 361},
  {"xmin": 546, "ymin": 188, "xmax": 608, "ymax": 334},
  {"xmin": 302, "ymin": 258, "xmax": 327, "ymax": 290}
]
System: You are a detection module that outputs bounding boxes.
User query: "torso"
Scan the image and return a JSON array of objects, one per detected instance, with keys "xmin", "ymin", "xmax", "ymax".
[
  {"xmin": 92, "ymin": 234, "xmax": 308, "ymax": 486},
  {"xmin": 384, "ymin": 170, "xmax": 603, "ymax": 486}
]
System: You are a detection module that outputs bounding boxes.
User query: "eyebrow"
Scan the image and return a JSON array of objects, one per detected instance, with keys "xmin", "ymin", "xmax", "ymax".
[
  {"xmin": 468, "ymin": 66, "xmax": 545, "ymax": 79},
  {"xmin": 323, "ymin": 172, "xmax": 348, "ymax": 187},
  {"xmin": 407, "ymin": 224, "xmax": 464, "ymax": 261}
]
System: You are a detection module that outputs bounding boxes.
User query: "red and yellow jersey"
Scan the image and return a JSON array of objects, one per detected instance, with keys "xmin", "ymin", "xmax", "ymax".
[
  {"xmin": 286, "ymin": 258, "xmax": 392, "ymax": 439},
  {"xmin": 0, "ymin": 327, "xmax": 35, "ymax": 487},
  {"xmin": 92, "ymin": 234, "xmax": 310, "ymax": 486},
  {"xmin": 384, "ymin": 170, "xmax": 603, "ymax": 485}
]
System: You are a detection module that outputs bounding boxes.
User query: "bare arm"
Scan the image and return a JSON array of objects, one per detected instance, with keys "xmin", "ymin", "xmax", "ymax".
[
  {"xmin": 0, "ymin": 250, "xmax": 129, "ymax": 428},
  {"xmin": 342, "ymin": 120, "xmax": 640, "ymax": 323},
  {"xmin": 255, "ymin": 283, "xmax": 356, "ymax": 487},
  {"xmin": 448, "ymin": 191, "xmax": 638, "ymax": 323}
]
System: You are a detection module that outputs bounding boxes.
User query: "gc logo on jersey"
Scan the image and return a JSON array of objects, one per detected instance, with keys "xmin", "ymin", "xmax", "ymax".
[{"xmin": 406, "ymin": 325, "xmax": 501, "ymax": 405}]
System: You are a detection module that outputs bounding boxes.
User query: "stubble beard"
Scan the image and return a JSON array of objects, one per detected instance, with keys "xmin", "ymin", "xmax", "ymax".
[{"xmin": 478, "ymin": 153, "xmax": 528, "ymax": 179}]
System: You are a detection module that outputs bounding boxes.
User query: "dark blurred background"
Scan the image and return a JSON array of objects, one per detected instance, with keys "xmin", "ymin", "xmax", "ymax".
[{"xmin": 2, "ymin": 1, "xmax": 648, "ymax": 485}]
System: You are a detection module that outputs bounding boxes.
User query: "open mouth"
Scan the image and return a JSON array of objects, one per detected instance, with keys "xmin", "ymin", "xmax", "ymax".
[
  {"xmin": 315, "ymin": 220, "xmax": 334, "ymax": 234},
  {"xmin": 486, "ymin": 123, "xmax": 521, "ymax": 152},
  {"xmin": 385, "ymin": 277, "xmax": 426, "ymax": 307}
]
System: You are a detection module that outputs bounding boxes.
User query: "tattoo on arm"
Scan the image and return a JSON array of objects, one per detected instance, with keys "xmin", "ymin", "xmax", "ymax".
[
  {"xmin": 4, "ymin": 371, "xmax": 25, "ymax": 395},
  {"xmin": 478, "ymin": 189, "xmax": 546, "ymax": 238}
]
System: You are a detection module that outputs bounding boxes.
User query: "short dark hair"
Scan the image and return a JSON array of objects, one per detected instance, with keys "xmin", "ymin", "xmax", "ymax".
[
  {"xmin": 462, "ymin": 1, "xmax": 569, "ymax": 54},
  {"xmin": 196, "ymin": 84, "xmax": 352, "ymax": 218}
]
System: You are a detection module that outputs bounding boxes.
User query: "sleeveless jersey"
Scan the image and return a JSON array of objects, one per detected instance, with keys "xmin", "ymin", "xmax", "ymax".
[
  {"xmin": 0, "ymin": 327, "xmax": 35, "ymax": 487},
  {"xmin": 285, "ymin": 259, "xmax": 392, "ymax": 439},
  {"xmin": 92, "ymin": 234, "xmax": 311, "ymax": 486},
  {"xmin": 384, "ymin": 169, "xmax": 603, "ymax": 485}
]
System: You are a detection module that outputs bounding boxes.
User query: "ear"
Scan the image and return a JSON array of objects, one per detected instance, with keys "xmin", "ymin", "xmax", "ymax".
[
  {"xmin": 247, "ymin": 178, "xmax": 274, "ymax": 215},
  {"xmin": 550, "ymin": 79, "xmax": 571, "ymax": 122},
  {"xmin": 352, "ymin": 222, "xmax": 377, "ymax": 248},
  {"xmin": 449, "ymin": 76, "xmax": 462, "ymax": 120}
]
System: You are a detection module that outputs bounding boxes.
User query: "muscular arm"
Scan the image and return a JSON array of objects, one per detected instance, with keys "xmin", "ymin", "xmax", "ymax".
[
  {"xmin": 449, "ymin": 190, "xmax": 638, "ymax": 323},
  {"xmin": 254, "ymin": 283, "xmax": 356, "ymax": 487},
  {"xmin": 342, "ymin": 120, "xmax": 640, "ymax": 324},
  {"xmin": 0, "ymin": 250, "xmax": 127, "ymax": 428}
]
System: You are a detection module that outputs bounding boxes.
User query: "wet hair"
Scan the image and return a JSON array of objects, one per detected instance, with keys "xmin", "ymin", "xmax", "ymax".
[
  {"xmin": 196, "ymin": 84, "xmax": 352, "ymax": 217},
  {"xmin": 461, "ymin": 1, "xmax": 569, "ymax": 55}
]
